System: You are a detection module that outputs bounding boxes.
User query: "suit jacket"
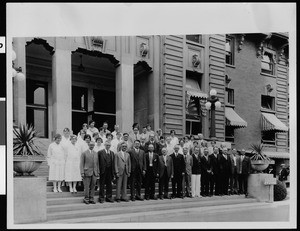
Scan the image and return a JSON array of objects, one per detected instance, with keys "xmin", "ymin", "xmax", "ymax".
[
  {"xmin": 145, "ymin": 152, "xmax": 159, "ymax": 175},
  {"xmin": 144, "ymin": 141, "xmax": 159, "ymax": 153},
  {"xmin": 183, "ymin": 154, "xmax": 193, "ymax": 175},
  {"xmin": 114, "ymin": 151, "xmax": 131, "ymax": 176},
  {"xmin": 128, "ymin": 148, "xmax": 146, "ymax": 172},
  {"xmin": 208, "ymin": 153, "xmax": 219, "ymax": 175},
  {"xmin": 191, "ymin": 153, "xmax": 201, "ymax": 175},
  {"xmin": 218, "ymin": 154, "xmax": 232, "ymax": 175},
  {"xmin": 80, "ymin": 149, "xmax": 100, "ymax": 177},
  {"xmin": 229, "ymin": 154, "xmax": 238, "ymax": 174},
  {"xmin": 158, "ymin": 155, "xmax": 174, "ymax": 178},
  {"xmin": 98, "ymin": 149, "xmax": 115, "ymax": 177},
  {"xmin": 236, "ymin": 155, "xmax": 251, "ymax": 175},
  {"xmin": 170, "ymin": 152, "xmax": 185, "ymax": 175},
  {"xmin": 200, "ymin": 155, "xmax": 211, "ymax": 175}
]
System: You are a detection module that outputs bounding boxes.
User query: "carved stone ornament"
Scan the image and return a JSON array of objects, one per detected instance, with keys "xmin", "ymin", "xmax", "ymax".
[
  {"xmin": 84, "ymin": 36, "xmax": 105, "ymax": 53},
  {"xmin": 192, "ymin": 54, "xmax": 200, "ymax": 67},
  {"xmin": 257, "ymin": 33, "xmax": 272, "ymax": 58},
  {"xmin": 238, "ymin": 34, "xmax": 245, "ymax": 52},
  {"xmin": 140, "ymin": 43, "xmax": 149, "ymax": 57}
]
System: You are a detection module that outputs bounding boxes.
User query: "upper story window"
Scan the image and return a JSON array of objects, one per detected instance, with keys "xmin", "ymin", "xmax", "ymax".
[
  {"xmin": 261, "ymin": 51, "xmax": 275, "ymax": 75},
  {"xmin": 26, "ymin": 80, "xmax": 48, "ymax": 138},
  {"xmin": 225, "ymin": 88, "xmax": 234, "ymax": 105},
  {"xmin": 225, "ymin": 36, "xmax": 234, "ymax": 65},
  {"xmin": 72, "ymin": 86, "xmax": 88, "ymax": 111},
  {"xmin": 261, "ymin": 95, "xmax": 275, "ymax": 111},
  {"xmin": 186, "ymin": 34, "xmax": 202, "ymax": 44}
]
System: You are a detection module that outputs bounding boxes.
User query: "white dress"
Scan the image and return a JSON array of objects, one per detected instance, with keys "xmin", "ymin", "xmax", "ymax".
[
  {"xmin": 64, "ymin": 143, "xmax": 82, "ymax": 182},
  {"xmin": 47, "ymin": 142, "xmax": 65, "ymax": 181}
]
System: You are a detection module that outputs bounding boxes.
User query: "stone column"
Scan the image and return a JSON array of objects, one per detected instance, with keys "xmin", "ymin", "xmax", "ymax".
[
  {"xmin": 52, "ymin": 48, "xmax": 72, "ymax": 137},
  {"xmin": 13, "ymin": 38, "xmax": 26, "ymax": 126},
  {"xmin": 115, "ymin": 63, "xmax": 134, "ymax": 133},
  {"xmin": 148, "ymin": 35, "xmax": 160, "ymax": 132}
]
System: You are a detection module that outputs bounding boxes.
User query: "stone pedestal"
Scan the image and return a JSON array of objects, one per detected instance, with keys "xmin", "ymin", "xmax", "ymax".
[
  {"xmin": 14, "ymin": 177, "xmax": 47, "ymax": 224},
  {"xmin": 248, "ymin": 173, "xmax": 276, "ymax": 203}
]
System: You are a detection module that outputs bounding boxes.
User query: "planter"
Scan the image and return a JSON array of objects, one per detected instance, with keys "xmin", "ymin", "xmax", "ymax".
[
  {"xmin": 13, "ymin": 156, "xmax": 45, "ymax": 176},
  {"xmin": 250, "ymin": 159, "xmax": 270, "ymax": 172}
]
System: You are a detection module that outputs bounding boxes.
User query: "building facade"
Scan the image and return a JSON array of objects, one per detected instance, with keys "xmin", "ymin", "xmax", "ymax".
[{"xmin": 12, "ymin": 33, "xmax": 289, "ymax": 168}]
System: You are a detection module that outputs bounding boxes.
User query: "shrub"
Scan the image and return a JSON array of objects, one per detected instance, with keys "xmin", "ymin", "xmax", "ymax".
[{"xmin": 274, "ymin": 180, "xmax": 287, "ymax": 201}]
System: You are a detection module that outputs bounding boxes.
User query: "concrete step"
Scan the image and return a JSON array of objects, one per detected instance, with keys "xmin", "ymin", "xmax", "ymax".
[
  {"xmin": 47, "ymin": 195, "xmax": 257, "ymax": 221},
  {"xmin": 45, "ymin": 200, "xmax": 266, "ymax": 223}
]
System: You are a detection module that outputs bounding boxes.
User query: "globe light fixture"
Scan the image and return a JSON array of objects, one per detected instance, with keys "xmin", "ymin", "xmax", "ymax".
[
  {"xmin": 206, "ymin": 88, "xmax": 222, "ymax": 140},
  {"xmin": 12, "ymin": 48, "xmax": 25, "ymax": 80}
]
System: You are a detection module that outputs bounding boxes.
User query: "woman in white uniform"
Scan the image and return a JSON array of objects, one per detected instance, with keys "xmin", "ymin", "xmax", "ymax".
[
  {"xmin": 47, "ymin": 134, "xmax": 65, "ymax": 193},
  {"xmin": 65, "ymin": 135, "xmax": 82, "ymax": 193}
]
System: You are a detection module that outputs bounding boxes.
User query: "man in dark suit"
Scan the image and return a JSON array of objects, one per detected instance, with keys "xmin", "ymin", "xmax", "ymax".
[
  {"xmin": 158, "ymin": 148, "xmax": 174, "ymax": 199},
  {"xmin": 236, "ymin": 149, "xmax": 251, "ymax": 197},
  {"xmin": 144, "ymin": 143, "xmax": 159, "ymax": 200},
  {"xmin": 209, "ymin": 147, "xmax": 220, "ymax": 196},
  {"xmin": 218, "ymin": 147, "xmax": 232, "ymax": 196},
  {"xmin": 200, "ymin": 148, "xmax": 211, "ymax": 197},
  {"xmin": 80, "ymin": 141, "xmax": 100, "ymax": 204},
  {"xmin": 114, "ymin": 141, "xmax": 131, "ymax": 202},
  {"xmin": 128, "ymin": 140, "xmax": 146, "ymax": 201},
  {"xmin": 145, "ymin": 132, "xmax": 159, "ymax": 153},
  {"xmin": 98, "ymin": 141, "xmax": 115, "ymax": 203},
  {"xmin": 170, "ymin": 145, "xmax": 185, "ymax": 198}
]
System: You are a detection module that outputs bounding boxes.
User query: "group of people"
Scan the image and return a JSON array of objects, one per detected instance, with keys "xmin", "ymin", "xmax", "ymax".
[{"xmin": 47, "ymin": 121, "xmax": 252, "ymax": 205}]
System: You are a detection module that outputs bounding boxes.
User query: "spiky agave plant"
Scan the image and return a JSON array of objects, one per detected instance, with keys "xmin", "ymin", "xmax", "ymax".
[
  {"xmin": 13, "ymin": 124, "xmax": 42, "ymax": 156},
  {"xmin": 249, "ymin": 143, "xmax": 271, "ymax": 161}
]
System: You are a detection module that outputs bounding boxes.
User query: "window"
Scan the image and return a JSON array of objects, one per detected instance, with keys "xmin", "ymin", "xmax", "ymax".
[
  {"xmin": 225, "ymin": 88, "xmax": 234, "ymax": 105},
  {"xmin": 72, "ymin": 86, "xmax": 88, "ymax": 134},
  {"xmin": 186, "ymin": 35, "xmax": 202, "ymax": 44},
  {"xmin": 26, "ymin": 80, "xmax": 48, "ymax": 138},
  {"xmin": 261, "ymin": 52, "xmax": 274, "ymax": 75},
  {"xmin": 186, "ymin": 93, "xmax": 202, "ymax": 135},
  {"xmin": 225, "ymin": 126, "xmax": 235, "ymax": 143},
  {"xmin": 261, "ymin": 130, "xmax": 276, "ymax": 145},
  {"xmin": 93, "ymin": 89, "xmax": 116, "ymax": 132},
  {"xmin": 261, "ymin": 95, "xmax": 275, "ymax": 110},
  {"xmin": 225, "ymin": 36, "xmax": 234, "ymax": 65}
]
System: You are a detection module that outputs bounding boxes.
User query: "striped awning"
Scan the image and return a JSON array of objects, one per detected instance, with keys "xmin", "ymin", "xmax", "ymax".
[
  {"xmin": 261, "ymin": 112, "xmax": 288, "ymax": 132},
  {"xmin": 264, "ymin": 151, "xmax": 290, "ymax": 159},
  {"xmin": 186, "ymin": 88, "xmax": 208, "ymax": 99},
  {"xmin": 225, "ymin": 107, "xmax": 247, "ymax": 128}
]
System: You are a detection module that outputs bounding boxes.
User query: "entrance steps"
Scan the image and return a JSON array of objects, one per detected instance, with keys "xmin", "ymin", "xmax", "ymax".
[{"xmin": 45, "ymin": 191, "xmax": 258, "ymax": 223}]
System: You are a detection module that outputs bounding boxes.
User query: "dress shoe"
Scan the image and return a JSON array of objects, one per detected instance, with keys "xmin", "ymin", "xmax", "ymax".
[
  {"xmin": 116, "ymin": 199, "xmax": 121, "ymax": 203},
  {"xmin": 159, "ymin": 195, "xmax": 163, "ymax": 200},
  {"xmin": 57, "ymin": 188, "xmax": 62, "ymax": 193},
  {"xmin": 83, "ymin": 200, "xmax": 89, "ymax": 204},
  {"xmin": 99, "ymin": 199, "xmax": 104, "ymax": 203},
  {"xmin": 131, "ymin": 197, "xmax": 136, "ymax": 201},
  {"xmin": 53, "ymin": 188, "xmax": 58, "ymax": 193},
  {"xmin": 121, "ymin": 198, "xmax": 129, "ymax": 202},
  {"xmin": 69, "ymin": 187, "xmax": 74, "ymax": 193},
  {"xmin": 106, "ymin": 198, "xmax": 114, "ymax": 203},
  {"xmin": 136, "ymin": 196, "xmax": 144, "ymax": 201},
  {"xmin": 73, "ymin": 188, "xmax": 77, "ymax": 193},
  {"xmin": 89, "ymin": 200, "xmax": 96, "ymax": 204},
  {"xmin": 145, "ymin": 196, "xmax": 150, "ymax": 200}
]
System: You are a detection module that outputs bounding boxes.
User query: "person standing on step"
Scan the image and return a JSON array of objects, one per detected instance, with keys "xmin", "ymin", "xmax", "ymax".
[
  {"xmin": 145, "ymin": 132, "xmax": 159, "ymax": 154},
  {"xmin": 158, "ymin": 148, "xmax": 174, "ymax": 199},
  {"xmin": 128, "ymin": 140, "xmax": 146, "ymax": 201},
  {"xmin": 129, "ymin": 126, "xmax": 141, "ymax": 146},
  {"xmin": 65, "ymin": 135, "xmax": 82, "ymax": 193},
  {"xmin": 98, "ymin": 141, "xmax": 115, "ymax": 203},
  {"xmin": 200, "ymin": 147, "xmax": 211, "ymax": 197},
  {"xmin": 191, "ymin": 146, "xmax": 201, "ymax": 198},
  {"xmin": 80, "ymin": 141, "xmax": 99, "ymax": 204},
  {"xmin": 47, "ymin": 134, "xmax": 65, "ymax": 193},
  {"xmin": 144, "ymin": 143, "xmax": 159, "ymax": 200},
  {"xmin": 114, "ymin": 141, "xmax": 131, "ymax": 202},
  {"xmin": 236, "ymin": 149, "xmax": 251, "ymax": 197},
  {"xmin": 170, "ymin": 145, "xmax": 185, "ymax": 199},
  {"xmin": 182, "ymin": 146, "xmax": 193, "ymax": 198},
  {"xmin": 209, "ymin": 146, "xmax": 220, "ymax": 196}
]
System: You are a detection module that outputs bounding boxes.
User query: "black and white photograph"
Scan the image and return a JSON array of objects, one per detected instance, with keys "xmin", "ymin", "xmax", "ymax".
[{"xmin": 5, "ymin": 3, "xmax": 296, "ymax": 229}]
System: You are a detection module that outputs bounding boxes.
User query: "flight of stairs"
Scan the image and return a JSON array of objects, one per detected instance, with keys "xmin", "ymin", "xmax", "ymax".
[{"xmin": 36, "ymin": 163, "xmax": 260, "ymax": 223}]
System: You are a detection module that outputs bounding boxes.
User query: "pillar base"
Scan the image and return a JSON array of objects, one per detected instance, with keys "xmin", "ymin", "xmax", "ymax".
[{"xmin": 248, "ymin": 173, "xmax": 275, "ymax": 203}]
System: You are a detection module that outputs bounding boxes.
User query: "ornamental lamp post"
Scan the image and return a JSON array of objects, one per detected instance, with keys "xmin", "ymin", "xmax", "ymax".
[{"xmin": 205, "ymin": 89, "xmax": 221, "ymax": 141}]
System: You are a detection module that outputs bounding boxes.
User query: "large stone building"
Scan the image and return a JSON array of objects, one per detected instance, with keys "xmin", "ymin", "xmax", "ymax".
[{"xmin": 12, "ymin": 33, "xmax": 289, "ymax": 169}]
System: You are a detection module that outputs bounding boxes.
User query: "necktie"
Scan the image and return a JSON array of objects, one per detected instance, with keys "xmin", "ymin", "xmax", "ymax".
[
  {"xmin": 150, "ymin": 153, "xmax": 153, "ymax": 165},
  {"xmin": 164, "ymin": 156, "xmax": 167, "ymax": 166},
  {"xmin": 184, "ymin": 155, "xmax": 187, "ymax": 162}
]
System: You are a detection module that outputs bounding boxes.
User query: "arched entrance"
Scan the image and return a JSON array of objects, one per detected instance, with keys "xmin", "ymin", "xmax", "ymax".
[{"xmin": 71, "ymin": 49, "xmax": 119, "ymax": 134}]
